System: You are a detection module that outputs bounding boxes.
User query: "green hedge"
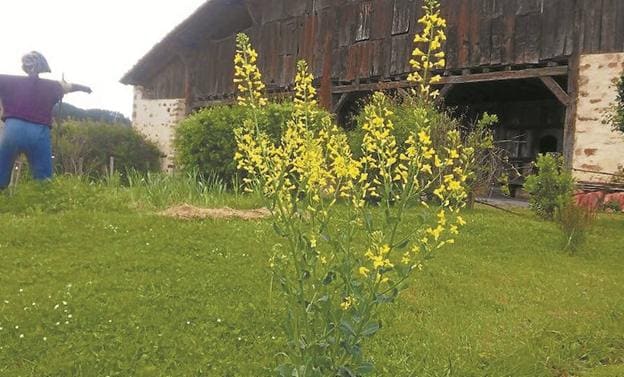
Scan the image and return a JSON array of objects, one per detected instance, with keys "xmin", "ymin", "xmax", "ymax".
[
  {"xmin": 53, "ymin": 121, "xmax": 161, "ymax": 177},
  {"xmin": 175, "ymin": 102, "xmax": 330, "ymax": 181}
]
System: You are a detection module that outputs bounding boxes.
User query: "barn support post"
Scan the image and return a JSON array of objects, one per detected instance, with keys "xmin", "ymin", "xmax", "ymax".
[
  {"xmin": 562, "ymin": 0, "xmax": 582, "ymax": 169},
  {"xmin": 171, "ymin": 42, "xmax": 197, "ymax": 115},
  {"xmin": 562, "ymin": 58, "xmax": 579, "ymax": 169}
]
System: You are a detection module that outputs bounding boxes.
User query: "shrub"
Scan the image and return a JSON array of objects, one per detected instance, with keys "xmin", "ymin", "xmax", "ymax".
[
  {"xmin": 52, "ymin": 120, "xmax": 161, "ymax": 178},
  {"xmin": 348, "ymin": 97, "xmax": 457, "ymax": 159},
  {"xmin": 175, "ymin": 102, "xmax": 330, "ymax": 182},
  {"xmin": 604, "ymin": 72, "xmax": 624, "ymax": 134},
  {"xmin": 524, "ymin": 154, "xmax": 574, "ymax": 220},
  {"xmin": 556, "ymin": 199, "xmax": 595, "ymax": 253},
  {"xmin": 349, "ymin": 98, "xmax": 506, "ymax": 205}
]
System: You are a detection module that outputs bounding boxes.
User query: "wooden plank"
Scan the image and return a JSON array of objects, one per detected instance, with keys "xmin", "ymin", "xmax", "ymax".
[
  {"xmin": 478, "ymin": 0, "xmax": 493, "ymax": 66},
  {"xmin": 616, "ymin": 0, "xmax": 624, "ymax": 52},
  {"xmin": 456, "ymin": 0, "xmax": 471, "ymax": 67},
  {"xmin": 390, "ymin": 34, "xmax": 411, "ymax": 75},
  {"xmin": 331, "ymin": 66, "xmax": 569, "ymax": 93},
  {"xmin": 338, "ymin": 4, "xmax": 356, "ymax": 48},
  {"xmin": 600, "ymin": 0, "xmax": 618, "ymax": 52},
  {"xmin": 284, "ymin": 0, "xmax": 308, "ymax": 18},
  {"xmin": 544, "ymin": 0, "xmax": 574, "ymax": 59},
  {"xmin": 581, "ymin": 0, "xmax": 603, "ymax": 54},
  {"xmin": 524, "ymin": 9, "xmax": 541, "ymax": 63},
  {"xmin": 501, "ymin": 0, "xmax": 517, "ymax": 65},
  {"xmin": 355, "ymin": 1, "xmax": 373, "ymax": 42},
  {"xmin": 332, "ymin": 47, "xmax": 348, "ymax": 82},
  {"xmin": 517, "ymin": 0, "xmax": 541, "ymax": 15},
  {"xmin": 513, "ymin": 14, "xmax": 528, "ymax": 64},
  {"xmin": 539, "ymin": 0, "xmax": 557, "ymax": 60},
  {"xmin": 263, "ymin": 0, "xmax": 285, "ymax": 23},
  {"xmin": 540, "ymin": 76, "xmax": 570, "ymax": 105},
  {"xmin": 392, "ymin": 0, "xmax": 412, "ymax": 35},
  {"xmin": 441, "ymin": 0, "xmax": 459, "ymax": 68},
  {"xmin": 280, "ymin": 19, "xmax": 299, "ymax": 56},
  {"xmin": 371, "ymin": 0, "xmax": 393, "ymax": 40},
  {"xmin": 469, "ymin": 0, "xmax": 482, "ymax": 66}
]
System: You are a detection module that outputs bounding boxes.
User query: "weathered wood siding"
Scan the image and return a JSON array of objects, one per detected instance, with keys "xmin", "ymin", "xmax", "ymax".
[{"xmin": 139, "ymin": 0, "xmax": 624, "ymax": 102}]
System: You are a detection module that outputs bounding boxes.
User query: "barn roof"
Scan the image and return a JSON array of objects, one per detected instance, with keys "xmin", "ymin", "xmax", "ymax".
[{"xmin": 121, "ymin": 0, "xmax": 251, "ymax": 86}]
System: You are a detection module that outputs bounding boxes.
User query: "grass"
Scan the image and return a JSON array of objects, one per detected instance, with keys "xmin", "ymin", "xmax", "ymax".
[{"xmin": 0, "ymin": 177, "xmax": 623, "ymax": 376}]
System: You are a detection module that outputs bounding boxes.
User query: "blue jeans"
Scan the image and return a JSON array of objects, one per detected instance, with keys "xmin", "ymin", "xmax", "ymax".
[{"xmin": 0, "ymin": 118, "xmax": 52, "ymax": 189}]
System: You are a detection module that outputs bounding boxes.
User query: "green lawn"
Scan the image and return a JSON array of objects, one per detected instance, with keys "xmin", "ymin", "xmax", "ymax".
[{"xmin": 1, "ymin": 179, "xmax": 623, "ymax": 376}]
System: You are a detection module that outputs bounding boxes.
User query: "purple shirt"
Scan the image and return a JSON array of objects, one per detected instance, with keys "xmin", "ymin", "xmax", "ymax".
[{"xmin": 0, "ymin": 74, "xmax": 63, "ymax": 127}]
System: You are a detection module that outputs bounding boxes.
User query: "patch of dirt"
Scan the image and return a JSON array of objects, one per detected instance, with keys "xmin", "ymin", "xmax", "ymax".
[{"xmin": 160, "ymin": 204, "xmax": 271, "ymax": 221}]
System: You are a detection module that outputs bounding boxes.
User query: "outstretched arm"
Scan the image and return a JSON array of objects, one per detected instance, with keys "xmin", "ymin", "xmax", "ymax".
[{"xmin": 60, "ymin": 81, "xmax": 92, "ymax": 94}]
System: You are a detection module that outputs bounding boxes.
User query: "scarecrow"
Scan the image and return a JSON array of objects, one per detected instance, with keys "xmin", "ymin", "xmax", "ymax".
[{"xmin": 0, "ymin": 51, "xmax": 91, "ymax": 189}]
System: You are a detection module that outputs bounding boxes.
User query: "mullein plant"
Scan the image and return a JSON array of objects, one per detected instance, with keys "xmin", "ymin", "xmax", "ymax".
[{"xmin": 233, "ymin": 1, "xmax": 470, "ymax": 375}]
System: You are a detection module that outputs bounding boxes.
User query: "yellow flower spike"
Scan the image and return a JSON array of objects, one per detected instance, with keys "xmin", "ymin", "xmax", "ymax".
[
  {"xmin": 234, "ymin": 33, "xmax": 267, "ymax": 109},
  {"xmin": 408, "ymin": 0, "xmax": 447, "ymax": 101}
]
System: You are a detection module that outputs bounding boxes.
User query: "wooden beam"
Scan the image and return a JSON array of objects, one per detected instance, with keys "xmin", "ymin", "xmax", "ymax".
[
  {"xmin": 539, "ymin": 76, "xmax": 570, "ymax": 105},
  {"xmin": 332, "ymin": 66, "xmax": 569, "ymax": 94},
  {"xmin": 439, "ymin": 84, "xmax": 455, "ymax": 98},
  {"xmin": 332, "ymin": 93, "xmax": 351, "ymax": 114}
]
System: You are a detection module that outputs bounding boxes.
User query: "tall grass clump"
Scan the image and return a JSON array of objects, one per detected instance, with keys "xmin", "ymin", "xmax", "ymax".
[
  {"xmin": 556, "ymin": 200, "xmax": 596, "ymax": 253},
  {"xmin": 124, "ymin": 169, "xmax": 231, "ymax": 208}
]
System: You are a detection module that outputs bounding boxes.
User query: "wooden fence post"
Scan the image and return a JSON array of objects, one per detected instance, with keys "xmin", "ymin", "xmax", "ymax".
[{"xmin": 109, "ymin": 156, "xmax": 115, "ymax": 177}]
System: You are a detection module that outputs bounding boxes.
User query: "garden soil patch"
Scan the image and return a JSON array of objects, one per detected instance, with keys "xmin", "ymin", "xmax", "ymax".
[{"xmin": 160, "ymin": 204, "xmax": 271, "ymax": 221}]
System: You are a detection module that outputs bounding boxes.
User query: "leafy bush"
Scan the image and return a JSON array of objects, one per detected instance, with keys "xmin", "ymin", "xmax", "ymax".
[
  {"xmin": 604, "ymin": 73, "xmax": 624, "ymax": 134},
  {"xmin": 348, "ymin": 97, "xmax": 457, "ymax": 159},
  {"xmin": 52, "ymin": 120, "xmax": 161, "ymax": 177},
  {"xmin": 348, "ymin": 97, "xmax": 507, "ymax": 204},
  {"xmin": 556, "ymin": 200, "xmax": 595, "ymax": 253},
  {"xmin": 524, "ymin": 154, "xmax": 574, "ymax": 220},
  {"xmin": 175, "ymin": 102, "xmax": 330, "ymax": 181}
]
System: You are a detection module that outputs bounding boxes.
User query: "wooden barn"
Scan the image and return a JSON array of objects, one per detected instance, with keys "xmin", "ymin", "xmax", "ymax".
[{"xmin": 121, "ymin": 0, "xmax": 624, "ymax": 184}]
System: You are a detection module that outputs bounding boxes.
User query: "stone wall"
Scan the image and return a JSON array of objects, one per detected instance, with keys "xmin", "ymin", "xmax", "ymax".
[
  {"xmin": 573, "ymin": 53, "xmax": 624, "ymax": 182},
  {"xmin": 132, "ymin": 87, "xmax": 186, "ymax": 172}
]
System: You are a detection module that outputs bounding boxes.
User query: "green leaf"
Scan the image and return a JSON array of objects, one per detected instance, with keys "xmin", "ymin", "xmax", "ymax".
[
  {"xmin": 322, "ymin": 271, "xmax": 336, "ymax": 285},
  {"xmin": 340, "ymin": 319, "xmax": 356, "ymax": 337},
  {"xmin": 364, "ymin": 212, "xmax": 373, "ymax": 230},
  {"xmin": 273, "ymin": 222, "xmax": 287, "ymax": 237},
  {"xmin": 275, "ymin": 364, "xmax": 293, "ymax": 377},
  {"xmin": 355, "ymin": 362, "xmax": 375, "ymax": 375},
  {"xmin": 338, "ymin": 367, "xmax": 357, "ymax": 377},
  {"xmin": 361, "ymin": 321, "xmax": 380, "ymax": 337},
  {"xmin": 393, "ymin": 238, "xmax": 410, "ymax": 250}
]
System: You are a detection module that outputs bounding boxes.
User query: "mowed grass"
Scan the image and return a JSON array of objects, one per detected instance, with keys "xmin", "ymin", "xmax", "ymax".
[{"xmin": 0, "ymin": 178, "xmax": 623, "ymax": 376}]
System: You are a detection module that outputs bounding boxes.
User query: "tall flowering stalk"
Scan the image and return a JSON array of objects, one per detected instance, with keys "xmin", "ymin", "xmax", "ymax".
[
  {"xmin": 407, "ymin": 0, "xmax": 447, "ymax": 100},
  {"xmin": 234, "ymin": 2, "xmax": 467, "ymax": 371}
]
